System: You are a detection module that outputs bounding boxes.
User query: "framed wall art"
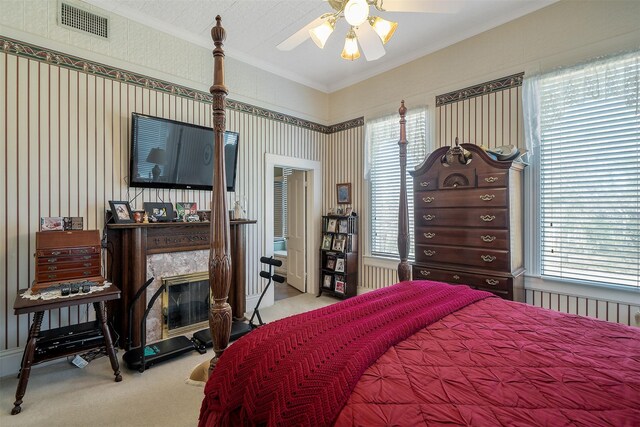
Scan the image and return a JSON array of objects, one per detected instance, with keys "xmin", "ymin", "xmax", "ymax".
[{"xmin": 336, "ymin": 183, "xmax": 351, "ymax": 204}]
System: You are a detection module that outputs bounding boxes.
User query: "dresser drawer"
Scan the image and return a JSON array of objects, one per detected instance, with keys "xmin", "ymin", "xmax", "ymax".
[
  {"xmin": 38, "ymin": 257, "xmax": 101, "ymax": 271},
  {"xmin": 412, "ymin": 265, "xmax": 511, "ymax": 292},
  {"xmin": 36, "ymin": 266, "xmax": 102, "ymax": 283},
  {"xmin": 37, "ymin": 253, "xmax": 99, "ymax": 265},
  {"xmin": 416, "ymin": 208, "xmax": 508, "ymax": 228},
  {"xmin": 415, "ymin": 227, "xmax": 508, "ymax": 249},
  {"xmin": 416, "ymin": 244, "xmax": 509, "ymax": 271},
  {"xmin": 477, "ymin": 172, "xmax": 508, "ymax": 188},
  {"xmin": 413, "ymin": 174, "xmax": 438, "ymax": 192},
  {"xmin": 415, "ymin": 188, "xmax": 507, "ymax": 209}
]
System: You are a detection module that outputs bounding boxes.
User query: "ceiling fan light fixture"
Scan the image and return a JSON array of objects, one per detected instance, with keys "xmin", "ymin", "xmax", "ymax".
[
  {"xmin": 309, "ymin": 18, "xmax": 336, "ymax": 49},
  {"xmin": 341, "ymin": 29, "xmax": 360, "ymax": 61},
  {"xmin": 344, "ymin": 0, "xmax": 369, "ymax": 26},
  {"xmin": 370, "ymin": 16, "xmax": 398, "ymax": 44}
]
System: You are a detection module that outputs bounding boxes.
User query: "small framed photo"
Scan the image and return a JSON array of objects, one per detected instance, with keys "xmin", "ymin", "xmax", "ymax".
[
  {"xmin": 143, "ymin": 202, "xmax": 173, "ymax": 222},
  {"xmin": 109, "ymin": 201, "xmax": 134, "ymax": 224},
  {"xmin": 326, "ymin": 256, "xmax": 336, "ymax": 270},
  {"xmin": 345, "ymin": 207, "xmax": 353, "ymax": 216},
  {"xmin": 40, "ymin": 217, "xmax": 64, "ymax": 231},
  {"xmin": 323, "ymin": 274, "xmax": 333, "ymax": 289},
  {"xmin": 321, "ymin": 234, "xmax": 333, "ymax": 251},
  {"xmin": 197, "ymin": 210, "xmax": 210, "ymax": 222},
  {"xmin": 327, "ymin": 218, "xmax": 338, "ymax": 233},
  {"xmin": 335, "ymin": 280, "xmax": 345, "ymax": 294},
  {"xmin": 332, "ymin": 234, "xmax": 346, "ymax": 252},
  {"xmin": 335, "ymin": 258, "xmax": 345, "ymax": 273},
  {"xmin": 337, "ymin": 183, "xmax": 351, "ymax": 204},
  {"xmin": 338, "ymin": 220, "xmax": 348, "ymax": 234},
  {"xmin": 176, "ymin": 202, "xmax": 197, "ymax": 220}
]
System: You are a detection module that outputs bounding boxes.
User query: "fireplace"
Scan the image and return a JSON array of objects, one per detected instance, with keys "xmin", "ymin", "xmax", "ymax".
[{"xmin": 161, "ymin": 272, "xmax": 210, "ymax": 338}]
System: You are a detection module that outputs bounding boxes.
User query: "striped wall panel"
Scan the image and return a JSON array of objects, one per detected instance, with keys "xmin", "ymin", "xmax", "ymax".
[
  {"xmin": 436, "ymin": 85, "xmax": 524, "ymax": 150},
  {"xmin": 526, "ymin": 288, "xmax": 639, "ymax": 327},
  {"xmin": 0, "ymin": 50, "xmax": 323, "ymax": 351}
]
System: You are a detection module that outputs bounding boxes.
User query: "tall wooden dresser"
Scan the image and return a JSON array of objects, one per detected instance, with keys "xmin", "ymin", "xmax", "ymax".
[{"xmin": 410, "ymin": 142, "xmax": 525, "ymax": 301}]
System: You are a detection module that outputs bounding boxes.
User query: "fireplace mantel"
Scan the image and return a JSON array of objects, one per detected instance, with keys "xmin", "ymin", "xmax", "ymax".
[{"xmin": 106, "ymin": 220, "xmax": 256, "ymax": 348}]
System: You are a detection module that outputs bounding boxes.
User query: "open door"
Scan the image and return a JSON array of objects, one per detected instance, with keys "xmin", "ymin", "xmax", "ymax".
[{"xmin": 286, "ymin": 170, "xmax": 306, "ymax": 292}]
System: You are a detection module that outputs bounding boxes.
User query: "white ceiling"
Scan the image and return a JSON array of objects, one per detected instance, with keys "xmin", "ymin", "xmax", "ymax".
[{"xmin": 83, "ymin": 0, "xmax": 557, "ymax": 93}]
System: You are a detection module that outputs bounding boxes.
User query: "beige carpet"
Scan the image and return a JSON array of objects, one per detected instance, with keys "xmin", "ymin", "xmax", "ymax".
[{"xmin": 0, "ymin": 293, "xmax": 336, "ymax": 426}]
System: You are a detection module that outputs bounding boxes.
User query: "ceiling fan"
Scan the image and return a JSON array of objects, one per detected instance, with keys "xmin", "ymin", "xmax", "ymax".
[{"xmin": 277, "ymin": 0, "xmax": 460, "ymax": 61}]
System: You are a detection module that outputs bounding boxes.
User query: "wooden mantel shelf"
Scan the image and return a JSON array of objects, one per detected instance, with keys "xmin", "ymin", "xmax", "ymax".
[{"xmin": 106, "ymin": 219, "xmax": 256, "ymax": 347}]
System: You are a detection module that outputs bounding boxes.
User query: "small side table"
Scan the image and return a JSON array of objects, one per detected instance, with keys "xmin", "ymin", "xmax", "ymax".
[{"xmin": 11, "ymin": 285, "xmax": 122, "ymax": 415}]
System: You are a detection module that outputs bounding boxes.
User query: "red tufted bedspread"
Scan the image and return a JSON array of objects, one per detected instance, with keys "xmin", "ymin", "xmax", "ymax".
[
  {"xmin": 335, "ymin": 296, "xmax": 640, "ymax": 426},
  {"xmin": 200, "ymin": 281, "xmax": 640, "ymax": 426},
  {"xmin": 199, "ymin": 281, "xmax": 490, "ymax": 426}
]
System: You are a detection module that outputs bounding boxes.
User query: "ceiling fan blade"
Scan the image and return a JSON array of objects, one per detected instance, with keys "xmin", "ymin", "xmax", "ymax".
[
  {"xmin": 277, "ymin": 16, "xmax": 326, "ymax": 51},
  {"xmin": 354, "ymin": 24, "xmax": 385, "ymax": 61},
  {"xmin": 378, "ymin": 0, "xmax": 461, "ymax": 13}
]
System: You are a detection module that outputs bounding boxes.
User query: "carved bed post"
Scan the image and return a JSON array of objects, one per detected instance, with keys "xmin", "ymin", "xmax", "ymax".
[
  {"xmin": 208, "ymin": 16, "xmax": 232, "ymax": 373},
  {"xmin": 397, "ymin": 101, "xmax": 411, "ymax": 282}
]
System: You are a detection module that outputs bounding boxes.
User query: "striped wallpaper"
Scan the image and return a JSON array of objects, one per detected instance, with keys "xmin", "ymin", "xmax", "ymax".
[{"xmin": 0, "ymin": 45, "xmax": 334, "ymax": 352}]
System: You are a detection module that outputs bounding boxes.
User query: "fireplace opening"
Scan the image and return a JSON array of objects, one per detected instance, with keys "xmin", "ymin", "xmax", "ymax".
[{"xmin": 162, "ymin": 272, "xmax": 210, "ymax": 338}]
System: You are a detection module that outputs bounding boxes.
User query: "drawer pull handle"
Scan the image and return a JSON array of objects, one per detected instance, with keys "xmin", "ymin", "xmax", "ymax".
[
  {"xmin": 486, "ymin": 279, "xmax": 500, "ymax": 286},
  {"xmin": 485, "ymin": 176, "xmax": 499, "ymax": 183},
  {"xmin": 423, "ymin": 232, "xmax": 435, "ymax": 239},
  {"xmin": 480, "ymin": 215, "xmax": 496, "ymax": 222},
  {"xmin": 51, "ymin": 251, "xmax": 62, "ymax": 255},
  {"xmin": 47, "ymin": 266, "xmax": 57, "ymax": 271},
  {"xmin": 83, "ymin": 263, "xmax": 91, "ymax": 267},
  {"xmin": 78, "ymin": 249, "xmax": 89, "ymax": 254},
  {"xmin": 420, "ymin": 181, "xmax": 431, "ymax": 187},
  {"xmin": 453, "ymin": 275, "xmax": 460, "ymax": 280},
  {"xmin": 422, "ymin": 196, "xmax": 435, "ymax": 203},
  {"xmin": 420, "ymin": 270, "xmax": 431, "ymax": 276},
  {"xmin": 423, "ymin": 250, "xmax": 436, "ymax": 257},
  {"xmin": 48, "ymin": 274, "xmax": 57, "ymax": 279},
  {"xmin": 48, "ymin": 258, "xmax": 57, "ymax": 263},
  {"xmin": 481, "ymin": 235, "xmax": 496, "ymax": 242},
  {"xmin": 423, "ymin": 215, "xmax": 436, "ymax": 221},
  {"xmin": 83, "ymin": 271, "xmax": 91, "ymax": 276},
  {"xmin": 481, "ymin": 255, "xmax": 497, "ymax": 262},
  {"xmin": 480, "ymin": 194, "xmax": 495, "ymax": 201},
  {"xmin": 83, "ymin": 255, "xmax": 91, "ymax": 260}
]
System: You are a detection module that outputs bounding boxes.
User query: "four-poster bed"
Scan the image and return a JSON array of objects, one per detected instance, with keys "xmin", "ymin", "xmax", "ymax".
[{"xmin": 202, "ymin": 19, "xmax": 640, "ymax": 426}]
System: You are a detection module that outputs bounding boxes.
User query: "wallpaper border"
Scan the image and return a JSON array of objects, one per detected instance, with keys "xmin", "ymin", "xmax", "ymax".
[
  {"xmin": 0, "ymin": 35, "xmax": 363, "ymax": 134},
  {"xmin": 436, "ymin": 72, "xmax": 524, "ymax": 106}
]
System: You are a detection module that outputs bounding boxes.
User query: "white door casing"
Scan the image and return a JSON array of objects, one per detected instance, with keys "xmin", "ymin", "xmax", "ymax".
[{"xmin": 287, "ymin": 170, "xmax": 306, "ymax": 292}]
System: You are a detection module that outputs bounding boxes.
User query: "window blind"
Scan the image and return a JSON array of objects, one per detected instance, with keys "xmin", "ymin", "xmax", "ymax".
[
  {"xmin": 274, "ymin": 168, "xmax": 292, "ymax": 241},
  {"xmin": 538, "ymin": 52, "xmax": 639, "ymax": 288},
  {"xmin": 368, "ymin": 109, "xmax": 428, "ymax": 258}
]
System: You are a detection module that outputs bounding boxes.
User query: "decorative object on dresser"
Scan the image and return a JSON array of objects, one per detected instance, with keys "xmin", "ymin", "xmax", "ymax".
[
  {"xmin": 33, "ymin": 230, "xmax": 104, "ymax": 293},
  {"xmin": 410, "ymin": 137, "xmax": 525, "ymax": 301},
  {"xmin": 318, "ymin": 214, "xmax": 358, "ymax": 299}
]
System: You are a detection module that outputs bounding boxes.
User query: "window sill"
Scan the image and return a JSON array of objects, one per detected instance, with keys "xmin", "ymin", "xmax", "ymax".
[{"xmin": 524, "ymin": 275, "xmax": 640, "ymax": 306}]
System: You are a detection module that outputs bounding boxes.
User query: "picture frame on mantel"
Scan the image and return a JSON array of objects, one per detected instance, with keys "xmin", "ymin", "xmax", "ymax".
[
  {"xmin": 109, "ymin": 201, "xmax": 134, "ymax": 224},
  {"xmin": 336, "ymin": 183, "xmax": 351, "ymax": 204}
]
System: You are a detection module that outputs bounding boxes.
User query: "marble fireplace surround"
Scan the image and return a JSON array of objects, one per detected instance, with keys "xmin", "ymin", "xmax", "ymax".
[{"xmin": 145, "ymin": 250, "xmax": 209, "ymax": 342}]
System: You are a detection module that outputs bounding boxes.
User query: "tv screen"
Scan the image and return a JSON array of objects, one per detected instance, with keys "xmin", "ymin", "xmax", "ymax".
[{"xmin": 129, "ymin": 113, "xmax": 239, "ymax": 191}]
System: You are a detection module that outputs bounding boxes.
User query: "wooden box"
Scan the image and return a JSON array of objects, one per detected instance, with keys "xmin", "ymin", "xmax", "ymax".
[{"xmin": 33, "ymin": 230, "xmax": 103, "ymax": 292}]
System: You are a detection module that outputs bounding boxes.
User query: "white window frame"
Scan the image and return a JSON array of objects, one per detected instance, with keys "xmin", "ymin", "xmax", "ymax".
[
  {"xmin": 364, "ymin": 107, "xmax": 430, "ymax": 264},
  {"xmin": 523, "ymin": 51, "xmax": 640, "ymax": 302}
]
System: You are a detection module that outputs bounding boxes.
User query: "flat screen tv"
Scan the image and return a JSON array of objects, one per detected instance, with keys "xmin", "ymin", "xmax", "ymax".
[{"xmin": 129, "ymin": 113, "xmax": 239, "ymax": 191}]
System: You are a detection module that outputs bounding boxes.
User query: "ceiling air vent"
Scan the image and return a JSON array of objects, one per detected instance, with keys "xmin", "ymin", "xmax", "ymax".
[{"xmin": 59, "ymin": 2, "xmax": 109, "ymax": 39}]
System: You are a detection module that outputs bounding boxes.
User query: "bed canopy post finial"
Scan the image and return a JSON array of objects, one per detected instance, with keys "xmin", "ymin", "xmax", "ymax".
[
  {"xmin": 397, "ymin": 101, "xmax": 411, "ymax": 282},
  {"xmin": 208, "ymin": 15, "xmax": 232, "ymax": 374}
]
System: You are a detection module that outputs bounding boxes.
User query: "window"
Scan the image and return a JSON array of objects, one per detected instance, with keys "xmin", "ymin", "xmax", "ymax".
[
  {"xmin": 274, "ymin": 167, "xmax": 292, "ymax": 245},
  {"xmin": 367, "ymin": 108, "xmax": 428, "ymax": 258},
  {"xmin": 533, "ymin": 51, "xmax": 639, "ymax": 289}
]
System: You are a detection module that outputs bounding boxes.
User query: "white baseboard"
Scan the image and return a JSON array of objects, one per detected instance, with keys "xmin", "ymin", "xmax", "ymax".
[{"xmin": 0, "ymin": 347, "xmax": 25, "ymax": 378}]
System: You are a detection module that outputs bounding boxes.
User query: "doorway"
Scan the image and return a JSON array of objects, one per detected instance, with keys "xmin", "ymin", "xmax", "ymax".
[
  {"xmin": 263, "ymin": 154, "xmax": 322, "ymax": 309},
  {"xmin": 273, "ymin": 167, "xmax": 306, "ymax": 300}
]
